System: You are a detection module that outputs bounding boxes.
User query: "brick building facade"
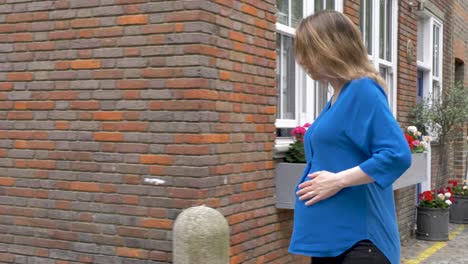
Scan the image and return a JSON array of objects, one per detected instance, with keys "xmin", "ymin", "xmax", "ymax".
[{"xmin": 0, "ymin": 0, "xmax": 466, "ymax": 263}]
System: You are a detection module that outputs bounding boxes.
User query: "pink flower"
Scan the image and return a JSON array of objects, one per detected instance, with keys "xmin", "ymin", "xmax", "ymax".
[
  {"xmin": 303, "ymin": 123, "xmax": 311, "ymax": 128},
  {"xmin": 412, "ymin": 140, "xmax": 420, "ymax": 146},
  {"xmin": 291, "ymin": 126, "xmax": 306, "ymax": 136}
]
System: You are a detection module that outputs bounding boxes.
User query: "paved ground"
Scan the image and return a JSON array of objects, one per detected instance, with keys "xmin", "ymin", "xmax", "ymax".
[{"xmin": 401, "ymin": 224, "xmax": 467, "ymax": 264}]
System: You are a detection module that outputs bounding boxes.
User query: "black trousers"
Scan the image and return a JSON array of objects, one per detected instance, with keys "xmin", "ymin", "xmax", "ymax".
[{"xmin": 311, "ymin": 240, "xmax": 390, "ymax": 264}]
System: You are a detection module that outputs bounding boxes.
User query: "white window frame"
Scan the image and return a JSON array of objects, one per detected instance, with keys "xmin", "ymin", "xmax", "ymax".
[
  {"xmin": 361, "ymin": 0, "xmax": 398, "ymax": 115},
  {"xmin": 416, "ymin": 11, "xmax": 443, "ymax": 102},
  {"xmin": 275, "ymin": 0, "xmax": 343, "ymax": 152}
]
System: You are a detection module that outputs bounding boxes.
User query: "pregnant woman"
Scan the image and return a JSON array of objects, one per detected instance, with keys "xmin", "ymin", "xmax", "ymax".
[{"xmin": 288, "ymin": 10, "xmax": 412, "ymax": 264}]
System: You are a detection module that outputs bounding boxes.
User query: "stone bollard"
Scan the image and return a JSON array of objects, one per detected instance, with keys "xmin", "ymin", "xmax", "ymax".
[{"xmin": 173, "ymin": 205, "xmax": 229, "ymax": 264}]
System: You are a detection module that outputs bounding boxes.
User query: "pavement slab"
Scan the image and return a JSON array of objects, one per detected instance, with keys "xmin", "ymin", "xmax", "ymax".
[{"xmin": 401, "ymin": 224, "xmax": 468, "ymax": 264}]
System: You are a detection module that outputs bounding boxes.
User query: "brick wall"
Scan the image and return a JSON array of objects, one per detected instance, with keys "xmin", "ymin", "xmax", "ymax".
[
  {"xmin": 0, "ymin": 1, "xmax": 196, "ymax": 262},
  {"xmin": 394, "ymin": 0, "xmax": 419, "ymax": 242},
  {"xmin": 1, "ymin": 1, "xmax": 465, "ymax": 263},
  {"xmin": 0, "ymin": 0, "xmax": 306, "ymax": 263},
  {"xmin": 451, "ymin": 0, "xmax": 467, "ymax": 181}
]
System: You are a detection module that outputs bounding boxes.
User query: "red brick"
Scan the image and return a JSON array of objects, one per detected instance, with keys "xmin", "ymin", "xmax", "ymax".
[
  {"xmin": 117, "ymin": 15, "xmax": 148, "ymax": 25},
  {"xmin": 116, "ymin": 247, "xmax": 149, "ymax": 259},
  {"xmin": 7, "ymin": 112, "xmax": 33, "ymax": 120},
  {"xmin": 93, "ymin": 70, "xmax": 123, "ymax": 79},
  {"xmin": 71, "ymin": 60, "xmax": 101, "ymax": 69},
  {"xmin": 15, "ymin": 159, "xmax": 55, "ymax": 169},
  {"xmin": 140, "ymin": 155, "xmax": 173, "ymax": 165},
  {"xmin": 93, "ymin": 112, "xmax": 123, "ymax": 121},
  {"xmin": 14, "ymin": 101, "xmax": 54, "ymax": 110},
  {"xmin": 71, "ymin": 18, "xmax": 100, "ymax": 28},
  {"xmin": 15, "ymin": 140, "xmax": 55, "ymax": 150},
  {"xmin": 116, "ymin": 80, "xmax": 149, "ymax": 89},
  {"xmin": 7, "ymin": 72, "xmax": 33, "ymax": 81},
  {"xmin": 0, "ymin": 177, "xmax": 15, "ymax": 186},
  {"xmin": 10, "ymin": 33, "xmax": 33, "ymax": 42},
  {"xmin": 93, "ymin": 132, "xmax": 124, "ymax": 142},
  {"xmin": 70, "ymin": 101, "xmax": 100, "ymax": 110},
  {"xmin": 69, "ymin": 182, "xmax": 100, "ymax": 192},
  {"xmin": 175, "ymin": 134, "xmax": 229, "ymax": 144},
  {"xmin": 242, "ymin": 4, "xmax": 258, "ymax": 16},
  {"xmin": 0, "ymin": 82, "xmax": 13, "ymax": 91},
  {"xmin": 138, "ymin": 218, "xmax": 172, "ymax": 229}
]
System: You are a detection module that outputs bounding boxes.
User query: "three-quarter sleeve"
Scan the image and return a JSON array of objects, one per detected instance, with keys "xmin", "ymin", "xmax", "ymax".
[{"xmin": 344, "ymin": 78, "xmax": 412, "ymax": 189}]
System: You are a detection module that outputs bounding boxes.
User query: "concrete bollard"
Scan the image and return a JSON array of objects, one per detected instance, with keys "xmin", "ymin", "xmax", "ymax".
[{"xmin": 173, "ymin": 205, "xmax": 229, "ymax": 264}]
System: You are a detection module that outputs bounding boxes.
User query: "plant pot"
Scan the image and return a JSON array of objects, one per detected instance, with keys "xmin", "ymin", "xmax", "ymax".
[
  {"xmin": 416, "ymin": 206, "xmax": 449, "ymax": 241},
  {"xmin": 449, "ymin": 195, "xmax": 468, "ymax": 224},
  {"xmin": 275, "ymin": 162, "xmax": 306, "ymax": 209}
]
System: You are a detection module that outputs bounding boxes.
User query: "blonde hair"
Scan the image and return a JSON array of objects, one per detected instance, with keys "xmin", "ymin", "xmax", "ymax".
[{"xmin": 295, "ymin": 10, "xmax": 387, "ymax": 90}]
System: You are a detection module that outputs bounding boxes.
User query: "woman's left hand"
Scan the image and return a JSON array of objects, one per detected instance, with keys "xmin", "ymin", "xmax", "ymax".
[{"xmin": 296, "ymin": 170, "xmax": 344, "ymax": 206}]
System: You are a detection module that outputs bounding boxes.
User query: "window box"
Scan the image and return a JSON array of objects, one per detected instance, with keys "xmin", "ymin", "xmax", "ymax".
[
  {"xmin": 393, "ymin": 153, "xmax": 428, "ymax": 190},
  {"xmin": 275, "ymin": 153, "xmax": 428, "ymax": 209},
  {"xmin": 275, "ymin": 162, "xmax": 306, "ymax": 209}
]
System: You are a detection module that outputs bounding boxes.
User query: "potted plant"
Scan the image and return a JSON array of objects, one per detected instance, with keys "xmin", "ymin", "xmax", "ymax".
[
  {"xmin": 275, "ymin": 123, "xmax": 309, "ymax": 209},
  {"xmin": 416, "ymin": 188, "xmax": 454, "ymax": 241},
  {"xmin": 393, "ymin": 126, "xmax": 430, "ymax": 190},
  {"xmin": 447, "ymin": 180, "xmax": 468, "ymax": 223}
]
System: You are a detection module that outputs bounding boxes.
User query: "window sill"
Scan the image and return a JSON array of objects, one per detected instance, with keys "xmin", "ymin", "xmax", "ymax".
[{"xmin": 274, "ymin": 138, "xmax": 293, "ymax": 159}]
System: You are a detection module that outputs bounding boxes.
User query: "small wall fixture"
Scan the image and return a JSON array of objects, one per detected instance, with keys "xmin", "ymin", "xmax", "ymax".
[{"xmin": 408, "ymin": 0, "xmax": 426, "ymax": 12}]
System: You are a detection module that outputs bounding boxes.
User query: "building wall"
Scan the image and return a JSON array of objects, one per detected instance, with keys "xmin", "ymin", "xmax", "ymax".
[
  {"xmin": 394, "ymin": 0, "xmax": 419, "ymax": 242},
  {"xmin": 0, "ymin": 0, "xmax": 465, "ymax": 263},
  {"xmin": 451, "ymin": 0, "xmax": 468, "ymax": 181},
  {"xmin": 0, "ymin": 0, "xmax": 299, "ymax": 263}
]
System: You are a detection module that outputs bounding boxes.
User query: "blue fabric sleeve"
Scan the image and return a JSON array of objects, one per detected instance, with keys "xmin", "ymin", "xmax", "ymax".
[{"xmin": 344, "ymin": 78, "xmax": 412, "ymax": 189}]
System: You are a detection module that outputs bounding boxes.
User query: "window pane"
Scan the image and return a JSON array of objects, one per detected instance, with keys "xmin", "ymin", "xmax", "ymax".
[
  {"xmin": 417, "ymin": 70, "xmax": 424, "ymax": 103},
  {"xmin": 360, "ymin": 0, "xmax": 373, "ymax": 54},
  {"xmin": 326, "ymin": 0, "xmax": 335, "ymax": 9},
  {"xmin": 433, "ymin": 25, "xmax": 440, "ymax": 77},
  {"xmin": 315, "ymin": 0, "xmax": 324, "ymax": 12},
  {"xmin": 432, "ymin": 81, "xmax": 440, "ymax": 100},
  {"xmin": 284, "ymin": 35, "xmax": 296, "ymax": 119},
  {"xmin": 417, "ymin": 18, "xmax": 425, "ymax": 62},
  {"xmin": 276, "ymin": 35, "xmax": 282, "ymax": 118},
  {"xmin": 379, "ymin": 66, "xmax": 393, "ymax": 110},
  {"xmin": 291, "ymin": 0, "xmax": 303, "ymax": 28},
  {"xmin": 314, "ymin": 81, "xmax": 328, "ymax": 119},
  {"xmin": 277, "ymin": 0, "xmax": 289, "ymax": 26},
  {"xmin": 276, "ymin": 127, "xmax": 293, "ymax": 137},
  {"xmin": 276, "ymin": 34, "xmax": 296, "ymax": 120},
  {"xmin": 379, "ymin": 0, "xmax": 392, "ymax": 61}
]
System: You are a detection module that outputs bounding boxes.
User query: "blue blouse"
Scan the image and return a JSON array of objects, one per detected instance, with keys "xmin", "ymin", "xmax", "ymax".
[{"xmin": 288, "ymin": 77, "xmax": 412, "ymax": 264}]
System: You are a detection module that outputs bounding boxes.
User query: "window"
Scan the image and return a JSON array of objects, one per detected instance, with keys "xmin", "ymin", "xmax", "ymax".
[
  {"xmin": 275, "ymin": 0, "xmax": 343, "ymax": 150},
  {"xmin": 416, "ymin": 13, "xmax": 443, "ymax": 102},
  {"xmin": 360, "ymin": 0, "xmax": 397, "ymax": 113}
]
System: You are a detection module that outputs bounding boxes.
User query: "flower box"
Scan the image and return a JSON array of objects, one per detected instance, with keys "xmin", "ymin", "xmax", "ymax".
[
  {"xmin": 275, "ymin": 162, "xmax": 306, "ymax": 209},
  {"xmin": 393, "ymin": 152, "xmax": 428, "ymax": 190},
  {"xmin": 275, "ymin": 153, "xmax": 428, "ymax": 209}
]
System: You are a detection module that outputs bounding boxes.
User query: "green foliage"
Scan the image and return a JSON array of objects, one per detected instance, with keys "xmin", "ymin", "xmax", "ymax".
[
  {"xmin": 410, "ymin": 81, "xmax": 468, "ymax": 190},
  {"xmin": 410, "ymin": 81, "xmax": 468, "ymax": 140},
  {"xmin": 419, "ymin": 198, "xmax": 451, "ymax": 209},
  {"xmin": 285, "ymin": 140, "xmax": 306, "ymax": 163},
  {"xmin": 449, "ymin": 180, "xmax": 468, "ymax": 196}
]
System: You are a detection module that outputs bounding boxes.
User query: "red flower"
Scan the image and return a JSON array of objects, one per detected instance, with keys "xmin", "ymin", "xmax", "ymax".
[
  {"xmin": 448, "ymin": 180, "xmax": 458, "ymax": 186},
  {"xmin": 405, "ymin": 134, "xmax": 414, "ymax": 150},
  {"xmin": 446, "ymin": 187, "xmax": 452, "ymax": 193},
  {"xmin": 419, "ymin": 191, "xmax": 433, "ymax": 202}
]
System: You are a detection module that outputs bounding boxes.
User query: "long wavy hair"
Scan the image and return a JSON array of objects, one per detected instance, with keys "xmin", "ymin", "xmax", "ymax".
[{"xmin": 295, "ymin": 10, "xmax": 387, "ymax": 90}]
